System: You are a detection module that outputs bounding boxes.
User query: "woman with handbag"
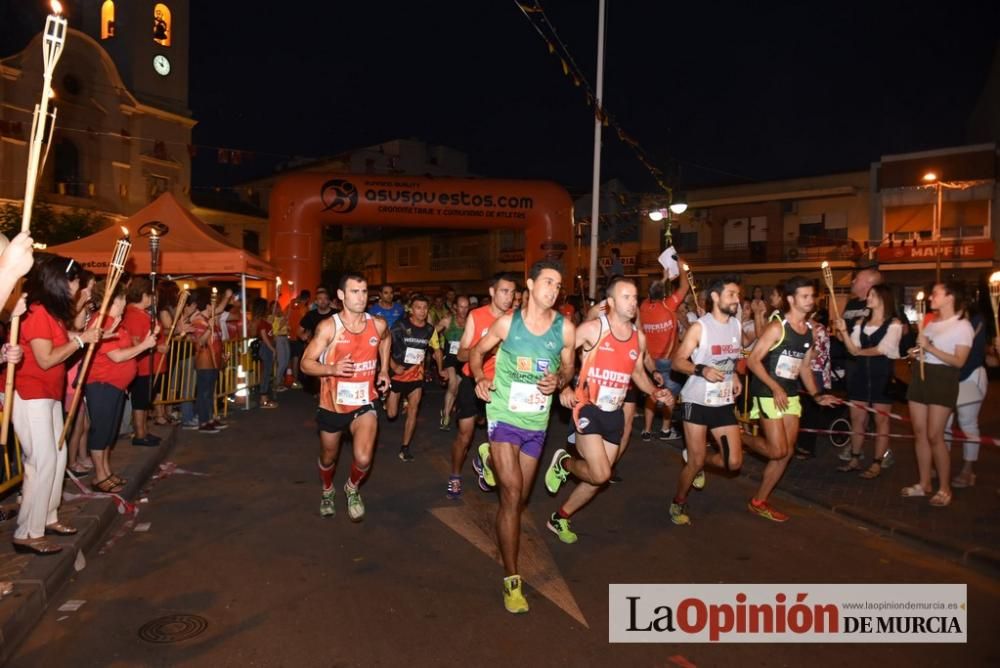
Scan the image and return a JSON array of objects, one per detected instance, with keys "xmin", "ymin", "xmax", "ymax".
[{"xmin": 835, "ymin": 284, "xmax": 902, "ymax": 478}]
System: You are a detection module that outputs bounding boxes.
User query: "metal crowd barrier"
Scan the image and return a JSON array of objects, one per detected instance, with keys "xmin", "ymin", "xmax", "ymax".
[
  {"xmin": 0, "ymin": 404, "xmax": 24, "ymax": 496},
  {"xmin": 155, "ymin": 336, "xmax": 268, "ymax": 419},
  {"xmin": 1, "ymin": 336, "xmax": 272, "ymax": 498}
]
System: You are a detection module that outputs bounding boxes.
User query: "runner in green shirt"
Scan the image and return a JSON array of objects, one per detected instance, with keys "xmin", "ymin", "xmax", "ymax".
[{"xmin": 469, "ymin": 260, "xmax": 575, "ymax": 615}]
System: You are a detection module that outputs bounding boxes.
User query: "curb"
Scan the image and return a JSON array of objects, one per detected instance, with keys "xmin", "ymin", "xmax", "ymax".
[
  {"xmin": 0, "ymin": 425, "xmax": 178, "ymax": 664},
  {"xmin": 741, "ymin": 468, "xmax": 1000, "ymax": 574}
]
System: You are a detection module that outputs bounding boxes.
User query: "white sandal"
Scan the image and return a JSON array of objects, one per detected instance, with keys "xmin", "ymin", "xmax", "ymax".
[{"xmin": 900, "ymin": 484, "xmax": 928, "ymax": 497}]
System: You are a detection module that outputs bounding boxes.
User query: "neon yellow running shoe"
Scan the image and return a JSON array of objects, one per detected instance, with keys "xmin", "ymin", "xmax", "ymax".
[
  {"xmin": 682, "ymin": 448, "xmax": 706, "ymax": 491},
  {"xmin": 544, "ymin": 448, "xmax": 570, "ymax": 494},
  {"xmin": 546, "ymin": 513, "xmax": 578, "ymax": 544},
  {"xmin": 669, "ymin": 501, "xmax": 691, "ymax": 526},
  {"xmin": 503, "ymin": 574, "xmax": 529, "ymax": 614},
  {"xmin": 476, "ymin": 442, "xmax": 495, "ymax": 488}
]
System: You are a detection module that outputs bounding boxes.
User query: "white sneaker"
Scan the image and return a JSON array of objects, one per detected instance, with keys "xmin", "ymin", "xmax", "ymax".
[{"xmin": 659, "ymin": 427, "xmax": 682, "ymax": 441}]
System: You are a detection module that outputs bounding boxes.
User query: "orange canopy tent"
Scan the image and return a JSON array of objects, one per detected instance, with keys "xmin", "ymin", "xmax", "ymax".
[{"xmin": 48, "ymin": 192, "xmax": 276, "ymax": 279}]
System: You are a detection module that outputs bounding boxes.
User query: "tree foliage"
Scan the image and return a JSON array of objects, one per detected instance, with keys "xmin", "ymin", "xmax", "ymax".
[{"xmin": 0, "ymin": 202, "xmax": 108, "ymax": 245}]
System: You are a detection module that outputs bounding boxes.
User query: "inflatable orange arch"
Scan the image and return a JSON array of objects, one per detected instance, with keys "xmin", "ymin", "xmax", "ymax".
[{"xmin": 268, "ymin": 174, "xmax": 575, "ymax": 296}]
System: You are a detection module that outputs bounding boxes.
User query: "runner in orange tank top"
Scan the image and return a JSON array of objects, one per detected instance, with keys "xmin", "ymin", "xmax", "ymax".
[
  {"xmin": 446, "ymin": 272, "xmax": 517, "ymax": 499},
  {"xmin": 302, "ymin": 273, "xmax": 390, "ymax": 523},
  {"xmin": 542, "ymin": 276, "xmax": 673, "ymax": 544}
]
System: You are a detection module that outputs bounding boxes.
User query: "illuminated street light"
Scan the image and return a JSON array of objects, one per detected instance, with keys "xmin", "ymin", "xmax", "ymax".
[
  {"xmin": 669, "ymin": 202, "xmax": 688, "ymax": 215},
  {"xmin": 922, "ymin": 172, "xmax": 938, "ymax": 182},
  {"xmin": 648, "ymin": 209, "xmax": 664, "ymax": 222}
]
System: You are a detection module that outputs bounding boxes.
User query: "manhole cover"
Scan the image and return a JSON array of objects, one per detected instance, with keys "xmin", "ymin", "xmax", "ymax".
[{"xmin": 138, "ymin": 614, "xmax": 208, "ymax": 643}]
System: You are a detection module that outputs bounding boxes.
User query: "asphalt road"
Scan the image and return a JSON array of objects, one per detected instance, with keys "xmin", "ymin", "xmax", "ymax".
[{"xmin": 10, "ymin": 387, "xmax": 999, "ymax": 667}]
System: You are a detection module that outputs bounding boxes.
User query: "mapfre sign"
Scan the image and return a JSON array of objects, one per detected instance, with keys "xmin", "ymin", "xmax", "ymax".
[{"xmin": 876, "ymin": 240, "xmax": 996, "ymax": 263}]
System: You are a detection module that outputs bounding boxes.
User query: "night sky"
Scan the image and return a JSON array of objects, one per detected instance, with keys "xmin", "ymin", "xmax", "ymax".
[{"xmin": 4, "ymin": 1, "xmax": 999, "ymax": 195}]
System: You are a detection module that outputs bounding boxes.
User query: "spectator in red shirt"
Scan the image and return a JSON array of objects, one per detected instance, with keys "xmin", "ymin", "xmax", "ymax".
[
  {"xmin": 10, "ymin": 255, "xmax": 100, "ymax": 556},
  {"xmin": 189, "ymin": 289, "xmax": 225, "ymax": 433},
  {"xmin": 252, "ymin": 298, "xmax": 278, "ymax": 408},
  {"xmin": 122, "ymin": 277, "xmax": 159, "ymax": 446},
  {"xmin": 85, "ymin": 282, "xmax": 158, "ymax": 493},
  {"xmin": 639, "ymin": 262, "xmax": 691, "ymax": 441}
]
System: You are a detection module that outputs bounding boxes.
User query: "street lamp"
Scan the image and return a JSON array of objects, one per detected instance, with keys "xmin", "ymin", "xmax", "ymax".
[
  {"xmin": 669, "ymin": 202, "xmax": 688, "ymax": 215},
  {"xmin": 922, "ymin": 172, "xmax": 947, "ymax": 282}
]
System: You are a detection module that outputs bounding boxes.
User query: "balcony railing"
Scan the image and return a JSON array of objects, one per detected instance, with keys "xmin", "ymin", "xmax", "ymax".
[{"xmin": 635, "ymin": 237, "xmax": 862, "ymax": 270}]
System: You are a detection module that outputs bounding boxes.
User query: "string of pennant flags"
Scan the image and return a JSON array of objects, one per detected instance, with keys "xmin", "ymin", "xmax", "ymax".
[{"xmin": 515, "ymin": 0, "xmax": 677, "ymax": 198}]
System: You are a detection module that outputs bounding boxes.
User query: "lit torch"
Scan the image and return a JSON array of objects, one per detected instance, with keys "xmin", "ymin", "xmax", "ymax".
[
  {"xmin": 0, "ymin": 1, "xmax": 68, "ymax": 448},
  {"xmin": 821, "ymin": 261, "xmax": 840, "ymax": 322},
  {"xmin": 915, "ymin": 290, "xmax": 926, "ymax": 382},
  {"xmin": 59, "ymin": 227, "xmax": 132, "ymax": 448},
  {"xmin": 989, "ymin": 272, "xmax": 1000, "ymax": 349}
]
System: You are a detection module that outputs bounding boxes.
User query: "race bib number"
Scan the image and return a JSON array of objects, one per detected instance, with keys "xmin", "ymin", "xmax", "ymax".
[
  {"xmin": 336, "ymin": 381, "xmax": 369, "ymax": 407},
  {"xmin": 704, "ymin": 377, "xmax": 734, "ymax": 406},
  {"xmin": 404, "ymin": 347, "xmax": 425, "ymax": 364},
  {"xmin": 448, "ymin": 340, "xmax": 460, "ymax": 355},
  {"xmin": 508, "ymin": 381, "xmax": 551, "ymax": 413},
  {"xmin": 595, "ymin": 385, "xmax": 627, "ymax": 411},
  {"xmin": 775, "ymin": 352, "xmax": 803, "ymax": 380}
]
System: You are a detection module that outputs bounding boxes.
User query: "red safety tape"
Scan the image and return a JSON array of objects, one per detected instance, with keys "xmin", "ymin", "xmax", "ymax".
[
  {"xmin": 799, "ymin": 427, "xmax": 1000, "ymax": 447},
  {"xmin": 828, "ymin": 397, "xmax": 910, "ymax": 423},
  {"xmin": 668, "ymin": 656, "xmax": 698, "ymax": 668},
  {"xmin": 64, "ymin": 470, "xmax": 137, "ymax": 516}
]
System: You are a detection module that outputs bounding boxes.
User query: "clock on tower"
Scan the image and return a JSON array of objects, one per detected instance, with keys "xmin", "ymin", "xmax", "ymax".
[{"xmin": 77, "ymin": 0, "xmax": 190, "ymax": 116}]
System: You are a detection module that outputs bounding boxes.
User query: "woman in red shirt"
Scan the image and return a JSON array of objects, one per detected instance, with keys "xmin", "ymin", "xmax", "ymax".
[
  {"xmin": 11, "ymin": 255, "xmax": 100, "ymax": 555},
  {"xmin": 252, "ymin": 298, "xmax": 278, "ymax": 408},
  {"xmin": 189, "ymin": 289, "xmax": 225, "ymax": 432},
  {"xmin": 122, "ymin": 277, "xmax": 159, "ymax": 446},
  {"xmin": 85, "ymin": 282, "xmax": 158, "ymax": 493}
]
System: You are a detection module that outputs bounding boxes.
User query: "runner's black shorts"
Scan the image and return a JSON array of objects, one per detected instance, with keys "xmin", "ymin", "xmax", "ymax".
[
  {"xmin": 573, "ymin": 403, "xmax": 625, "ymax": 446},
  {"xmin": 624, "ymin": 382, "xmax": 640, "ymax": 404},
  {"xmin": 682, "ymin": 402, "xmax": 738, "ymax": 429},
  {"xmin": 390, "ymin": 379, "xmax": 423, "ymax": 396},
  {"xmin": 317, "ymin": 404, "xmax": 376, "ymax": 434},
  {"xmin": 455, "ymin": 373, "xmax": 485, "ymax": 420}
]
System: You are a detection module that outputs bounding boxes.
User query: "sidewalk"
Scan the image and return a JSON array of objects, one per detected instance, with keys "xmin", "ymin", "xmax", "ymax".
[
  {"xmin": 738, "ymin": 380, "xmax": 1000, "ymax": 572},
  {"xmin": 0, "ymin": 422, "xmax": 178, "ymax": 664}
]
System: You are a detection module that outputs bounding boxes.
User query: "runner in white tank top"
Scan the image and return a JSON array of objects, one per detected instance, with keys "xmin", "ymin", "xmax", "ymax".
[{"xmin": 668, "ymin": 276, "xmax": 746, "ymax": 526}]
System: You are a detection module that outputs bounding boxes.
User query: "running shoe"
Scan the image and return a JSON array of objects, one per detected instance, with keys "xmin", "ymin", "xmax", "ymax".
[
  {"xmin": 502, "ymin": 575, "xmax": 529, "ymax": 614},
  {"xmin": 640, "ymin": 431, "xmax": 652, "ymax": 442},
  {"xmin": 319, "ymin": 488, "xmax": 335, "ymax": 517},
  {"xmin": 446, "ymin": 476, "xmax": 462, "ymax": 500},
  {"xmin": 659, "ymin": 426, "xmax": 682, "ymax": 440},
  {"xmin": 547, "ymin": 514, "xmax": 578, "ymax": 544},
  {"xmin": 197, "ymin": 423, "xmax": 220, "ymax": 434},
  {"xmin": 838, "ymin": 448, "xmax": 855, "ymax": 462},
  {"xmin": 544, "ymin": 448, "xmax": 570, "ymax": 494},
  {"xmin": 472, "ymin": 450, "xmax": 491, "ymax": 492},
  {"xmin": 210, "ymin": 419, "xmax": 229, "ymax": 430},
  {"xmin": 669, "ymin": 501, "xmax": 691, "ymax": 526},
  {"xmin": 747, "ymin": 499, "xmax": 789, "ymax": 522},
  {"xmin": 476, "ymin": 442, "xmax": 495, "ymax": 488},
  {"xmin": 681, "ymin": 449, "xmax": 706, "ymax": 491},
  {"xmin": 398, "ymin": 446, "xmax": 414, "ymax": 462},
  {"xmin": 344, "ymin": 482, "xmax": 365, "ymax": 522},
  {"xmin": 181, "ymin": 420, "xmax": 200, "ymax": 430}
]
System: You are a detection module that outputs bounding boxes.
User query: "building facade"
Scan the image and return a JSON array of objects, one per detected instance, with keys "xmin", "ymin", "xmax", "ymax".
[{"xmin": 1, "ymin": 1, "xmax": 194, "ymax": 224}]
